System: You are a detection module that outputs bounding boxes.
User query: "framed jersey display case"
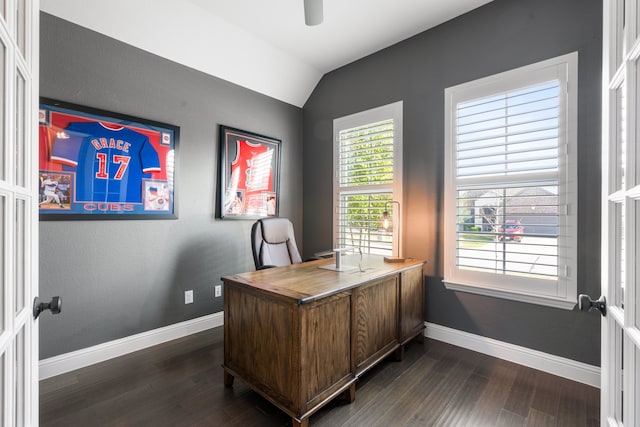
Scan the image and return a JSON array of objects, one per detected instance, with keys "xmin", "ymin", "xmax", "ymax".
[
  {"xmin": 219, "ymin": 125, "xmax": 281, "ymax": 219},
  {"xmin": 39, "ymin": 98, "xmax": 179, "ymax": 220}
]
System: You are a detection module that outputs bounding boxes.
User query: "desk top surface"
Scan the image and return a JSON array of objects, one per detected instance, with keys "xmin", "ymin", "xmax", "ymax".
[{"xmin": 221, "ymin": 254, "xmax": 425, "ymax": 303}]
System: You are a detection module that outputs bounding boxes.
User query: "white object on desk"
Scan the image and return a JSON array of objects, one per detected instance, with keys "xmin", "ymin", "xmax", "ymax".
[
  {"xmin": 319, "ymin": 248, "xmax": 358, "ymax": 272},
  {"xmin": 313, "ymin": 249, "xmax": 335, "ymax": 259}
]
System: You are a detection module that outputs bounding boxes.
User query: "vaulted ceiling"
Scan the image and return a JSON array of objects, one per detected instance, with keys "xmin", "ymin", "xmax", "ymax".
[{"xmin": 41, "ymin": 0, "xmax": 494, "ymax": 107}]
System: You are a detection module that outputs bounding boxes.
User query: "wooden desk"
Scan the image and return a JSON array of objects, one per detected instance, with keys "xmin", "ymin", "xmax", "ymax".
[{"xmin": 222, "ymin": 254, "xmax": 425, "ymax": 427}]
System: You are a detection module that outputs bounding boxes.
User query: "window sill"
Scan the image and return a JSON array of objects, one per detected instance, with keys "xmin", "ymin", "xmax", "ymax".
[{"xmin": 443, "ymin": 280, "xmax": 577, "ymax": 310}]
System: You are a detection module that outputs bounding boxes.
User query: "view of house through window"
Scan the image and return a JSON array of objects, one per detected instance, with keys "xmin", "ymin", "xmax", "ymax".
[
  {"xmin": 333, "ymin": 102, "xmax": 403, "ymax": 256},
  {"xmin": 457, "ymin": 184, "xmax": 559, "ymax": 279}
]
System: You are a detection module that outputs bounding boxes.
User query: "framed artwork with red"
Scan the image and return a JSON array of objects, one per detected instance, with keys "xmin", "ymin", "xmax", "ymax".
[
  {"xmin": 39, "ymin": 98, "xmax": 179, "ymax": 220},
  {"xmin": 219, "ymin": 125, "xmax": 281, "ymax": 219}
]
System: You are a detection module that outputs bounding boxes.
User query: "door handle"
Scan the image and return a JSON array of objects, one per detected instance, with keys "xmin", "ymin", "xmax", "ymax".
[
  {"xmin": 33, "ymin": 296, "xmax": 62, "ymax": 319},
  {"xmin": 578, "ymin": 294, "xmax": 606, "ymax": 317}
]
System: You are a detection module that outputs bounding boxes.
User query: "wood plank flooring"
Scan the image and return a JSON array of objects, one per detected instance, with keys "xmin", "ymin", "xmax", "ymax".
[{"xmin": 39, "ymin": 327, "xmax": 599, "ymax": 426}]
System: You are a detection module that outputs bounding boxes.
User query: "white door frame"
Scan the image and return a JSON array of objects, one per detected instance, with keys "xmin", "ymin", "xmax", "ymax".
[
  {"xmin": 0, "ymin": 0, "xmax": 39, "ymax": 425},
  {"xmin": 602, "ymin": 0, "xmax": 640, "ymax": 425}
]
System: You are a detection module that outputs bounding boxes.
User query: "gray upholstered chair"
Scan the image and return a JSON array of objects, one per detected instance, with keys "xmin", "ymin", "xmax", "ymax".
[{"xmin": 251, "ymin": 217, "xmax": 303, "ymax": 270}]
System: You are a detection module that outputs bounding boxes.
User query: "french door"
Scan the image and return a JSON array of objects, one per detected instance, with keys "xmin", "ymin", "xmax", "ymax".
[
  {"xmin": 0, "ymin": 0, "xmax": 39, "ymax": 425},
  {"xmin": 602, "ymin": 0, "xmax": 640, "ymax": 425}
]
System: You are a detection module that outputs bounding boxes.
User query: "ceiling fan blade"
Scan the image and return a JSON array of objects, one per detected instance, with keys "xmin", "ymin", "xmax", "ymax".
[{"xmin": 304, "ymin": 0, "xmax": 323, "ymax": 26}]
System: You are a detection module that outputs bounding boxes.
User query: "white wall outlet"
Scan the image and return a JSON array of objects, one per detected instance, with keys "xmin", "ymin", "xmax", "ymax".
[
  {"xmin": 214, "ymin": 285, "xmax": 222, "ymax": 298},
  {"xmin": 185, "ymin": 290, "xmax": 194, "ymax": 304}
]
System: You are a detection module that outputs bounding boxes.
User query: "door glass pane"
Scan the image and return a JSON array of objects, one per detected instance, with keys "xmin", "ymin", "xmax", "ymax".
[
  {"xmin": 615, "ymin": 0, "xmax": 626, "ymax": 70},
  {"xmin": 614, "ymin": 323, "xmax": 624, "ymax": 422},
  {"xmin": 15, "ymin": 0, "xmax": 25, "ymax": 58},
  {"xmin": 637, "ymin": 199, "xmax": 640, "ymax": 329},
  {"xmin": 614, "ymin": 202, "xmax": 625, "ymax": 308},
  {"xmin": 609, "ymin": 0, "xmax": 625, "ymax": 70},
  {"xmin": 615, "ymin": 84, "xmax": 626, "ymax": 191},
  {"xmin": 0, "ymin": 353, "xmax": 7, "ymax": 420},
  {"xmin": 0, "ymin": 195, "xmax": 4, "ymax": 334},
  {"xmin": 0, "ymin": 38, "xmax": 5, "ymax": 181},
  {"xmin": 14, "ymin": 198, "xmax": 24, "ymax": 314},
  {"xmin": 14, "ymin": 327, "xmax": 24, "ymax": 427},
  {"xmin": 636, "ymin": 0, "xmax": 640, "ymax": 41},
  {"xmin": 636, "ymin": 60, "xmax": 640, "ymax": 187},
  {"xmin": 0, "ymin": 0, "xmax": 5, "ymax": 21},
  {"xmin": 635, "ymin": 346, "xmax": 639, "ymax": 424},
  {"xmin": 15, "ymin": 70, "xmax": 25, "ymax": 187}
]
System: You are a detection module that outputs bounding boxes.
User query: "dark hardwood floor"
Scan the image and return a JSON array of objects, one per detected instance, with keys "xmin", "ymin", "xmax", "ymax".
[{"xmin": 40, "ymin": 327, "xmax": 599, "ymax": 426}]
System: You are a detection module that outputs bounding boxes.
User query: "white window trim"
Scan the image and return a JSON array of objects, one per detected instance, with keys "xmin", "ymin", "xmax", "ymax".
[
  {"xmin": 443, "ymin": 53, "xmax": 578, "ymax": 310},
  {"xmin": 332, "ymin": 101, "xmax": 403, "ymax": 255}
]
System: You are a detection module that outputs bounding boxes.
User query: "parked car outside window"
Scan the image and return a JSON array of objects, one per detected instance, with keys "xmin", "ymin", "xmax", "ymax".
[{"xmin": 497, "ymin": 220, "xmax": 523, "ymax": 242}]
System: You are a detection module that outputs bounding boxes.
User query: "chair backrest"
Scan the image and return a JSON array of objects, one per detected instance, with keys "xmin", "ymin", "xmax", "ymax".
[{"xmin": 251, "ymin": 217, "xmax": 303, "ymax": 269}]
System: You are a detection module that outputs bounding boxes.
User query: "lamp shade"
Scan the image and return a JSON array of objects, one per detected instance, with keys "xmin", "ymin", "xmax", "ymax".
[
  {"xmin": 382, "ymin": 210, "xmax": 391, "ymax": 230},
  {"xmin": 304, "ymin": 0, "xmax": 323, "ymax": 26},
  {"xmin": 381, "ymin": 201, "xmax": 404, "ymax": 263}
]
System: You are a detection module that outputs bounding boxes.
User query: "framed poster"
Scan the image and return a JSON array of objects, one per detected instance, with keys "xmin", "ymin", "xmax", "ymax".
[
  {"xmin": 39, "ymin": 98, "xmax": 178, "ymax": 220},
  {"xmin": 219, "ymin": 125, "xmax": 281, "ymax": 219}
]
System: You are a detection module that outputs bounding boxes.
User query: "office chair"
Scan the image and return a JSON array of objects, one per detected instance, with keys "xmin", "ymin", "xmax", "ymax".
[{"xmin": 251, "ymin": 217, "xmax": 303, "ymax": 270}]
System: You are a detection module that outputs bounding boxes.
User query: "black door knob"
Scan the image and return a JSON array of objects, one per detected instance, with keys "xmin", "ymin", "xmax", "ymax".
[
  {"xmin": 578, "ymin": 294, "xmax": 606, "ymax": 317},
  {"xmin": 33, "ymin": 296, "xmax": 62, "ymax": 319}
]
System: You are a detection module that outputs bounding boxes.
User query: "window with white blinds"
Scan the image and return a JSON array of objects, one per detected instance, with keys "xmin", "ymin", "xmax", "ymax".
[
  {"xmin": 333, "ymin": 102, "xmax": 403, "ymax": 256},
  {"xmin": 444, "ymin": 53, "xmax": 577, "ymax": 309}
]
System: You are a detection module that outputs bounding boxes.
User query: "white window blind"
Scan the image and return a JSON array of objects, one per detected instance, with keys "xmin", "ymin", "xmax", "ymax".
[
  {"xmin": 455, "ymin": 81, "xmax": 560, "ymax": 280},
  {"xmin": 339, "ymin": 120, "xmax": 394, "ymax": 187},
  {"xmin": 333, "ymin": 102, "xmax": 402, "ymax": 256},
  {"xmin": 444, "ymin": 53, "xmax": 577, "ymax": 309},
  {"xmin": 456, "ymin": 82, "xmax": 560, "ymax": 178}
]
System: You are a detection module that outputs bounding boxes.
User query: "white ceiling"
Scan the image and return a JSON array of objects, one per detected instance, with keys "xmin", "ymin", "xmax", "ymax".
[{"xmin": 40, "ymin": 0, "xmax": 493, "ymax": 107}]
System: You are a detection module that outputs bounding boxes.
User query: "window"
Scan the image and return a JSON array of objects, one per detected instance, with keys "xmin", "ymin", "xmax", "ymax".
[
  {"xmin": 444, "ymin": 53, "xmax": 577, "ymax": 309},
  {"xmin": 333, "ymin": 102, "xmax": 403, "ymax": 256}
]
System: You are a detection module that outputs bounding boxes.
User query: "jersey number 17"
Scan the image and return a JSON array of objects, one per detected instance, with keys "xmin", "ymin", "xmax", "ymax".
[{"xmin": 95, "ymin": 153, "xmax": 130, "ymax": 180}]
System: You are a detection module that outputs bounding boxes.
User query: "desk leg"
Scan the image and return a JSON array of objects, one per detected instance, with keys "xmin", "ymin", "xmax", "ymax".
[
  {"xmin": 223, "ymin": 370, "xmax": 234, "ymax": 388},
  {"xmin": 292, "ymin": 418, "xmax": 309, "ymax": 427},
  {"xmin": 394, "ymin": 345, "xmax": 404, "ymax": 361},
  {"xmin": 346, "ymin": 383, "xmax": 356, "ymax": 403}
]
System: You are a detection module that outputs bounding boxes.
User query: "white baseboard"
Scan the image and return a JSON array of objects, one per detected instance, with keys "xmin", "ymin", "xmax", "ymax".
[
  {"xmin": 39, "ymin": 315, "xmax": 599, "ymax": 388},
  {"xmin": 425, "ymin": 322, "xmax": 600, "ymax": 388},
  {"xmin": 39, "ymin": 312, "xmax": 224, "ymax": 380}
]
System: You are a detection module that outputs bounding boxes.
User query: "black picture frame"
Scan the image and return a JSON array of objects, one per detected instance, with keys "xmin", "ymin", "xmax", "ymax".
[
  {"xmin": 39, "ymin": 98, "xmax": 179, "ymax": 220},
  {"xmin": 219, "ymin": 125, "xmax": 281, "ymax": 219}
]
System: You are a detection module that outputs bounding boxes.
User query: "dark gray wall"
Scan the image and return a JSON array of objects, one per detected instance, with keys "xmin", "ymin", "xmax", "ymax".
[
  {"xmin": 303, "ymin": 0, "xmax": 602, "ymax": 365},
  {"xmin": 39, "ymin": 13, "xmax": 303, "ymax": 359}
]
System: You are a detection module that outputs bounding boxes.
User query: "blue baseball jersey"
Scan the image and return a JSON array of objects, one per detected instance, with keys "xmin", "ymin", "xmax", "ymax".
[{"xmin": 51, "ymin": 122, "xmax": 161, "ymax": 203}]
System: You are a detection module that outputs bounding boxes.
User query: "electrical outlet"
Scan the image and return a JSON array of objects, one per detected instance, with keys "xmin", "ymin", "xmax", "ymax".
[
  {"xmin": 214, "ymin": 285, "xmax": 222, "ymax": 298},
  {"xmin": 185, "ymin": 290, "xmax": 194, "ymax": 304}
]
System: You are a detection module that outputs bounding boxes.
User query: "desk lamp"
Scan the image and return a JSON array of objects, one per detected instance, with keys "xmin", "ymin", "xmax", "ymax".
[{"xmin": 382, "ymin": 201, "xmax": 404, "ymax": 263}]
